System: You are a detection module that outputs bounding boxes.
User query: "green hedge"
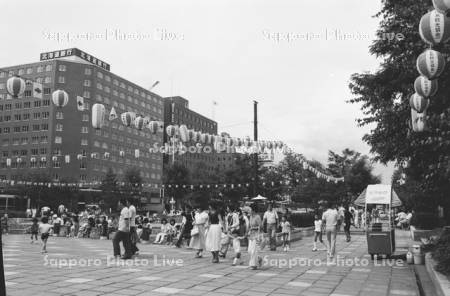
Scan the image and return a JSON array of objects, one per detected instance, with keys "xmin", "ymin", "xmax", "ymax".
[
  {"xmin": 410, "ymin": 212, "xmax": 440, "ymax": 230},
  {"xmin": 432, "ymin": 229, "xmax": 450, "ymax": 275},
  {"xmin": 289, "ymin": 212, "xmax": 315, "ymax": 228}
]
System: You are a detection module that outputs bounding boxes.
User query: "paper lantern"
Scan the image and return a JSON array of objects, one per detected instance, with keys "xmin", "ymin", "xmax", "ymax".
[
  {"xmin": 410, "ymin": 93, "xmax": 429, "ymax": 113},
  {"xmin": 415, "ymin": 115, "xmax": 427, "ymax": 132},
  {"xmin": 119, "ymin": 151, "xmax": 125, "ymax": 157},
  {"xmin": 16, "ymin": 158, "xmax": 22, "ymax": 164},
  {"xmin": 179, "ymin": 125, "xmax": 189, "ymax": 142},
  {"xmin": 65, "ymin": 155, "xmax": 70, "ymax": 163},
  {"xmin": 134, "ymin": 149, "xmax": 140, "ymax": 158},
  {"xmin": 416, "ymin": 49, "xmax": 446, "ymax": 79},
  {"xmin": 30, "ymin": 157, "xmax": 36, "ymax": 163},
  {"xmin": 121, "ymin": 112, "xmax": 135, "ymax": 127},
  {"xmin": 433, "ymin": 0, "xmax": 450, "ymax": 14},
  {"xmin": 192, "ymin": 131, "xmax": 201, "ymax": 143},
  {"xmin": 199, "ymin": 133, "xmax": 207, "ymax": 144},
  {"xmin": 52, "ymin": 156, "xmax": 58, "ymax": 162},
  {"xmin": 41, "ymin": 157, "xmax": 46, "ymax": 162},
  {"xmin": 166, "ymin": 125, "xmax": 178, "ymax": 137},
  {"xmin": 148, "ymin": 121, "xmax": 159, "ymax": 134},
  {"xmin": 52, "ymin": 90, "xmax": 69, "ymax": 107},
  {"xmin": 134, "ymin": 116, "xmax": 145, "ymax": 130},
  {"xmin": 414, "ymin": 76, "xmax": 438, "ymax": 97},
  {"xmin": 143, "ymin": 116, "xmax": 150, "ymax": 127},
  {"xmin": 91, "ymin": 103, "xmax": 106, "ymax": 129},
  {"xmin": 419, "ymin": 10, "xmax": 450, "ymax": 46},
  {"xmin": 104, "ymin": 152, "xmax": 110, "ymax": 158},
  {"xmin": 77, "ymin": 154, "xmax": 83, "ymax": 160},
  {"xmin": 6, "ymin": 76, "xmax": 26, "ymax": 98},
  {"xmin": 6, "ymin": 159, "xmax": 11, "ymax": 167}
]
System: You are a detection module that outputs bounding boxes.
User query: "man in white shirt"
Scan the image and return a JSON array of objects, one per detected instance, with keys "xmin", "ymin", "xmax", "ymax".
[
  {"xmin": 112, "ymin": 199, "xmax": 132, "ymax": 259},
  {"xmin": 263, "ymin": 204, "xmax": 279, "ymax": 251},
  {"xmin": 127, "ymin": 198, "xmax": 139, "ymax": 255},
  {"xmin": 322, "ymin": 203, "xmax": 339, "ymax": 258}
]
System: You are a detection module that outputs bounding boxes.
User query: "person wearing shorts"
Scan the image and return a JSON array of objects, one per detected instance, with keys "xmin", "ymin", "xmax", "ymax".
[{"xmin": 39, "ymin": 216, "xmax": 53, "ymax": 253}]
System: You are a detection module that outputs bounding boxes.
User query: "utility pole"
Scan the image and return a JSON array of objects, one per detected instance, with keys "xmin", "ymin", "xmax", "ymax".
[{"xmin": 253, "ymin": 100, "xmax": 258, "ymax": 197}]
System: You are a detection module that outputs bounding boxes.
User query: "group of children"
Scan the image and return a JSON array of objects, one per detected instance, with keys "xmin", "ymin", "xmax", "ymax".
[{"xmin": 152, "ymin": 218, "xmax": 179, "ymax": 245}]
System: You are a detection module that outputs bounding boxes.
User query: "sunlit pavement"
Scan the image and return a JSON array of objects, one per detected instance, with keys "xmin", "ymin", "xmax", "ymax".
[{"xmin": 3, "ymin": 232, "xmax": 419, "ymax": 296}]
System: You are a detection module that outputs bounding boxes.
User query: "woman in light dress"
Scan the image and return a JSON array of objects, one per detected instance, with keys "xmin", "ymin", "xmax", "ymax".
[
  {"xmin": 205, "ymin": 203, "xmax": 223, "ymax": 263},
  {"xmin": 190, "ymin": 206, "xmax": 209, "ymax": 258},
  {"xmin": 247, "ymin": 204, "xmax": 263, "ymax": 270}
]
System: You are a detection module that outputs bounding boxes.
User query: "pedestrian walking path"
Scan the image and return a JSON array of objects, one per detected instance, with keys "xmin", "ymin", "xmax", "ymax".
[{"xmin": 3, "ymin": 233, "xmax": 420, "ymax": 296}]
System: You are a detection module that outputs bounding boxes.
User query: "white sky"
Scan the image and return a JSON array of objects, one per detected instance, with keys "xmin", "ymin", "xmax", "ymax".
[{"xmin": 0, "ymin": 0, "xmax": 395, "ymax": 182}]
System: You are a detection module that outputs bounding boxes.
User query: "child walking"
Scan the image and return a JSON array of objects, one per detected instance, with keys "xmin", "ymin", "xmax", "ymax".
[
  {"xmin": 39, "ymin": 217, "xmax": 53, "ymax": 253},
  {"xmin": 280, "ymin": 216, "xmax": 291, "ymax": 252},
  {"xmin": 30, "ymin": 217, "xmax": 39, "ymax": 243},
  {"xmin": 312, "ymin": 214, "xmax": 326, "ymax": 251}
]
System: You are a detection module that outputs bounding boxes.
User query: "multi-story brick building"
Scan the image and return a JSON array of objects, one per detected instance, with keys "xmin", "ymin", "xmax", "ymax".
[{"xmin": 0, "ymin": 48, "xmax": 164, "ymax": 202}]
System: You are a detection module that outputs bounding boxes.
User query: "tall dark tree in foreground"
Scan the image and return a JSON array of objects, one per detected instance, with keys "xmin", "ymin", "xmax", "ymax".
[{"xmin": 349, "ymin": 0, "xmax": 450, "ymax": 217}]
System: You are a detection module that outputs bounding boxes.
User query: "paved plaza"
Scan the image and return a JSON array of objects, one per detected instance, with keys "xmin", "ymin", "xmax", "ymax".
[{"xmin": 3, "ymin": 234, "xmax": 419, "ymax": 296}]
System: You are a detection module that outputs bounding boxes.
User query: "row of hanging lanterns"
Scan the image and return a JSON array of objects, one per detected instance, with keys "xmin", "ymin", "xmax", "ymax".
[
  {"xmin": 6, "ymin": 76, "xmax": 69, "ymax": 107},
  {"xmin": 411, "ymin": 5, "xmax": 450, "ymax": 132},
  {"xmin": 165, "ymin": 124, "xmax": 285, "ymax": 150}
]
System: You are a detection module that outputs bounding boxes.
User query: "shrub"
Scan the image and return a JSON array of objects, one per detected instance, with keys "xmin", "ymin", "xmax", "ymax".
[
  {"xmin": 289, "ymin": 212, "xmax": 315, "ymax": 228},
  {"xmin": 432, "ymin": 229, "xmax": 450, "ymax": 275},
  {"xmin": 410, "ymin": 212, "xmax": 440, "ymax": 230}
]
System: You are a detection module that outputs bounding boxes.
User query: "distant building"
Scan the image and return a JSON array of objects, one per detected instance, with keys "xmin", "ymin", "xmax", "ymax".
[
  {"xmin": 163, "ymin": 96, "xmax": 236, "ymax": 182},
  {"xmin": 0, "ymin": 48, "xmax": 164, "ymax": 205}
]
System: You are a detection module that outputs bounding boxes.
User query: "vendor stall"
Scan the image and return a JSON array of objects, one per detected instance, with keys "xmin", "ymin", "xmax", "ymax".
[{"xmin": 355, "ymin": 184, "xmax": 402, "ymax": 260}]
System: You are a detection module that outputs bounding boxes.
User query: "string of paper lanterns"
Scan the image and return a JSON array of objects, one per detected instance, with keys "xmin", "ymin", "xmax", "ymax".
[{"xmin": 413, "ymin": 5, "xmax": 450, "ymax": 132}]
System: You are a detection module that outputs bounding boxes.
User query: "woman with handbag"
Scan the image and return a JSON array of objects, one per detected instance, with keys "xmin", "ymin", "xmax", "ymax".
[
  {"xmin": 189, "ymin": 206, "xmax": 209, "ymax": 258},
  {"xmin": 205, "ymin": 203, "xmax": 223, "ymax": 263},
  {"xmin": 247, "ymin": 204, "xmax": 263, "ymax": 270}
]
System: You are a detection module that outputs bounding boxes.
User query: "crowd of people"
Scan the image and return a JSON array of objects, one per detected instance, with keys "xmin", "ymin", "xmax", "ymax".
[{"xmin": 6, "ymin": 198, "xmax": 379, "ymax": 266}]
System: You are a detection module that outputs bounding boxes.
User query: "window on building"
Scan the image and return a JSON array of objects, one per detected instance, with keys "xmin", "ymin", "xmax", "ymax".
[
  {"xmin": 83, "ymin": 91, "xmax": 90, "ymax": 98},
  {"xmin": 33, "ymin": 112, "xmax": 41, "ymax": 120},
  {"xmin": 24, "ymin": 102, "xmax": 31, "ymax": 109},
  {"xmin": 14, "ymin": 114, "xmax": 21, "ymax": 121},
  {"xmin": 56, "ymin": 123, "xmax": 63, "ymax": 131},
  {"xmin": 44, "ymin": 77, "xmax": 52, "ymax": 83},
  {"xmin": 83, "ymin": 80, "xmax": 91, "ymax": 87},
  {"xmin": 37, "ymin": 66, "xmax": 43, "ymax": 73},
  {"xmin": 24, "ymin": 90, "xmax": 32, "ymax": 97},
  {"xmin": 58, "ymin": 76, "xmax": 65, "ymax": 83},
  {"xmin": 5, "ymin": 104, "xmax": 11, "ymax": 110},
  {"xmin": 42, "ymin": 100, "xmax": 50, "ymax": 106},
  {"xmin": 81, "ymin": 126, "xmax": 88, "ymax": 133},
  {"xmin": 56, "ymin": 111, "xmax": 63, "ymax": 119},
  {"xmin": 26, "ymin": 68, "xmax": 33, "ymax": 74},
  {"xmin": 34, "ymin": 101, "xmax": 41, "ymax": 108},
  {"xmin": 40, "ymin": 148, "xmax": 47, "ymax": 154},
  {"xmin": 31, "ymin": 137, "xmax": 39, "ymax": 144},
  {"xmin": 84, "ymin": 68, "xmax": 92, "ymax": 75},
  {"xmin": 3, "ymin": 127, "xmax": 10, "ymax": 133},
  {"xmin": 44, "ymin": 88, "xmax": 51, "ymax": 95},
  {"xmin": 81, "ymin": 139, "xmax": 88, "ymax": 146},
  {"xmin": 45, "ymin": 65, "xmax": 52, "ymax": 71},
  {"xmin": 54, "ymin": 136, "xmax": 62, "ymax": 144},
  {"xmin": 32, "ymin": 124, "xmax": 39, "ymax": 131},
  {"xmin": 31, "ymin": 148, "xmax": 38, "ymax": 155},
  {"xmin": 41, "ymin": 123, "xmax": 48, "ymax": 131},
  {"xmin": 58, "ymin": 65, "xmax": 66, "ymax": 71},
  {"xmin": 82, "ymin": 114, "xmax": 89, "ymax": 122},
  {"xmin": 42, "ymin": 111, "xmax": 49, "ymax": 119},
  {"xmin": 41, "ymin": 136, "xmax": 48, "ymax": 143},
  {"xmin": 23, "ymin": 113, "xmax": 30, "ymax": 120},
  {"xmin": 21, "ymin": 126, "xmax": 28, "ymax": 132}
]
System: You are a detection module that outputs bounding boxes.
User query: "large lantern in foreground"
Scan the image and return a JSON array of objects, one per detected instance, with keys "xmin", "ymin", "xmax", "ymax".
[
  {"xmin": 52, "ymin": 90, "xmax": 69, "ymax": 107},
  {"xmin": 414, "ymin": 76, "xmax": 438, "ymax": 97},
  {"xmin": 410, "ymin": 93, "xmax": 429, "ymax": 113},
  {"xmin": 416, "ymin": 49, "xmax": 446, "ymax": 79},
  {"xmin": 91, "ymin": 103, "xmax": 106, "ymax": 129},
  {"xmin": 6, "ymin": 76, "xmax": 26, "ymax": 98},
  {"xmin": 134, "ymin": 116, "xmax": 145, "ymax": 130},
  {"xmin": 419, "ymin": 10, "xmax": 450, "ymax": 46}
]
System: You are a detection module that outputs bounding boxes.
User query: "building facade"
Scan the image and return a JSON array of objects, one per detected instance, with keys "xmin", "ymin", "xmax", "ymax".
[
  {"xmin": 163, "ymin": 96, "xmax": 236, "ymax": 182},
  {"xmin": 0, "ymin": 48, "xmax": 164, "ymax": 201}
]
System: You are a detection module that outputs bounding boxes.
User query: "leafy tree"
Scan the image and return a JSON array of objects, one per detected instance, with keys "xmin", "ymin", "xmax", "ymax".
[
  {"xmin": 348, "ymin": 0, "xmax": 450, "ymax": 217},
  {"xmin": 100, "ymin": 168, "xmax": 120, "ymax": 211},
  {"xmin": 163, "ymin": 161, "xmax": 191, "ymax": 205},
  {"xmin": 123, "ymin": 167, "xmax": 142, "ymax": 195}
]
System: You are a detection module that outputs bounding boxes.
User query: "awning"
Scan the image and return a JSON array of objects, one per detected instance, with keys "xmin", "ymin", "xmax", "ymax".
[{"xmin": 354, "ymin": 184, "xmax": 402, "ymax": 207}]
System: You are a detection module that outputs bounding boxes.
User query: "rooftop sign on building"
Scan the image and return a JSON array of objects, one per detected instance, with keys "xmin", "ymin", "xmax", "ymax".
[{"xmin": 40, "ymin": 48, "xmax": 110, "ymax": 71}]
